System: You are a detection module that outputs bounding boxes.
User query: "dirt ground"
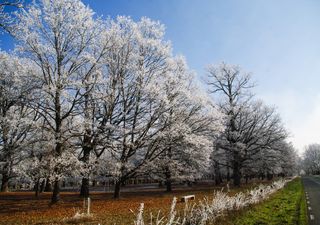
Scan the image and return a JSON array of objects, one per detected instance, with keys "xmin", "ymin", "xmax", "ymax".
[{"xmin": 0, "ymin": 181, "xmax": 271, "ymax": 225}]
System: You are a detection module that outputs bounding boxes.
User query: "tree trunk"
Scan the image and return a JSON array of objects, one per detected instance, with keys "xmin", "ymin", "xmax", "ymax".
[
  {"xmin": 166, "ymin": 180, "xmax": 172, "ymax": 192},
  {"xmin": 34, "ymin": 178, "xmax": 40, "ymax": 197},
  {"xmin": 80, "ymin": 129, "xmax": 92, "ymax": 197},
  {"xmin": 1, "ymin": 173, "xmax": 9, "ymax": 192},
  {"xmin": 113, "ymin": 180, "xmax": 121, "ymax": 199},
  {"xmin": 233, "ymin": 153, "xmax": 241, "ymax": 187},
  {"xmin": 227, "ymin": 165, "xmax": 231, "ymax": 182},
  {"xmin": 165, "ymin": 147, "xmax": 173, "ymax": 192},
  {"xmin": 51, "ymin": 179, "xmax": 60, "ymax": 204},
  {"xmin": 267, "ymin": 172, "xmax": 273, "ymax": 180},
  {"xmin": 214, "ymin": 161, "xmax": 222, "ymax": 185},
  {"xmin": 52, "ymin": 86, "xmax": 62, "ymax": 204},
  {"xmin": 44, "ymin": 178, "xmax": 52, "ymax": 192},
  {"xmin": 245, "ymin": 175, "xmax": 249, "ymax": 184},
  {"xmin": 80, "ymin": 177, "xmax": 89, "ymax": 198},
  {"xmin": 40, "ymin": 179, "xmax": 46, "ymax": 193},
  {"xmin": 165, "ymin": 166, "xmax": 172, "ymax": 192},
  {"xmin": 233, "ymin": 167, "xmax": 241, "ymax": 187}
]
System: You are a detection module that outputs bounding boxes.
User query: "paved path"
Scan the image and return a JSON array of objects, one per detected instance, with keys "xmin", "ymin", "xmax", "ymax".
[{"xmin": 302, "ymin": 176, "xmax": 320, "ymax": 225}]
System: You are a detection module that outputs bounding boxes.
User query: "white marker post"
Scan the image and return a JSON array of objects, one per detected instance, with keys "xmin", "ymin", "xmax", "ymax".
[
  {"xmin": 83, "ymin": 197, "xmax": 91, "ymax": 215},
  {"xmin": 87, "ymin": 197, "xmax": 91, "ymax": 215}
]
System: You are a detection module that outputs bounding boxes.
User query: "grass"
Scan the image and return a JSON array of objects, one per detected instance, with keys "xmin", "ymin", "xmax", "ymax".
[
  {"xmin": 217, "ymin": 177, "xmax": 308, "ymax": 225},
  {"xmin": 298, "ymin": 186, "xmax": 308, "ymax": 225},
  {"xmin": 0, "ymin": 181, "xmax": 266, "ymax": 225}
]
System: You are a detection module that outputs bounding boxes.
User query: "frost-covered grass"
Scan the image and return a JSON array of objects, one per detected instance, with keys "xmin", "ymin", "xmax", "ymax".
[
  {"xmin": 221, "ymin": 177, "xmax": 307, "ymax": 225},
  {"xmin": 63, "ymin": 210, "xmax": 93, "ymax": 224},
  {"xmin": 133, "ymin": 178, "xmax": 294, "ymax": 225}
]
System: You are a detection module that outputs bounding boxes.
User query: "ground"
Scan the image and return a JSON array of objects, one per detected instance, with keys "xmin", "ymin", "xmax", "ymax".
[{"xmin": 0, "ymin": 181, "xmax": 269, "ymax": 225}]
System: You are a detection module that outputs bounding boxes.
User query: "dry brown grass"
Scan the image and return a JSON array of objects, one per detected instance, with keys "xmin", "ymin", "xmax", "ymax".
[{"xmin": 0, "ymin": 181, "xmax": 272, "ymax": 225}]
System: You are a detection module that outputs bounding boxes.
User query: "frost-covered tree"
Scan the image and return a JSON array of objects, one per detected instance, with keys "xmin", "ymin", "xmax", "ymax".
[
  {"xmin": 74, "ymin": 19, "xmax": 111, "ymax": 199},
  {"xmin": 235, "ymin": 102, "xmax": 287, "ymax": 180},
  {"xmin": 146, "ymin": 57, "xmax": 223, "ymax": 192},
  {"xmin": 247, "ymin": 139, "xmax": 297, "ymax": 181},
  {"xmin": 207, "ymin": 63, "xmax": 254, "ymax": 186},
  {"xmin": 11, "ymin": 0, "xmax": 106, "ymax": 203},
  {"xmin": 96, "ymin": 16, "xmax": 176, "ymax": 199},
  {"xmin": 275, "ymin": 142, "xmax": 298, "ymax": 177},
  {"xmin": 20, "ymin": 125, "xmax": 83, "ymax": 197},
  {"xmin": 83, "ymin": 16, "xmax": 223, "ymax": 198},
  {"xmin": 303, "ymin": 144, "xmax": 320, "ymax": 175},
  {"xmin": 2, "ymin": 0, "xmax": 296, "ymax": 200},
  {"xmin": 207, "ymin": 63, "xmax": 287, "ymax": 186},
  {"xmin": 0, "ymin": 51, "xmax": 39, "ymax": 192}
]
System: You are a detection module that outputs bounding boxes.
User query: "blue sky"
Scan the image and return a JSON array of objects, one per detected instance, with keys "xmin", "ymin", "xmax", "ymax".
[{"xmin": 1, "ymin": 0, "xmax": 320, "ymax": 153}]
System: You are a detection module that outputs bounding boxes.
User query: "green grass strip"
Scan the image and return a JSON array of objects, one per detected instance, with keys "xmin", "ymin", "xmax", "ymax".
[{"xmin": 230, "ymin": 178, "xmax": 307, "ymax": 225}]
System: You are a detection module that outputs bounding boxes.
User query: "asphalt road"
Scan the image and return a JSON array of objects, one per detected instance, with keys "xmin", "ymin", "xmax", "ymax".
[{"xmin": 302, "ymin": 176, "xmax": 320, "ymax": 225}]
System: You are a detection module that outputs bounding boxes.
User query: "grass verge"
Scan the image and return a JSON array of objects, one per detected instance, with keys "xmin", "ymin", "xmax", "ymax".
[{"xmin": 220, "ymin": 177, "xmax": 307, "ymax": 225}]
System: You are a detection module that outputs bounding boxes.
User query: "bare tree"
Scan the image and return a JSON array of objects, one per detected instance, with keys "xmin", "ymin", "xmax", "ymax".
[
  {"xmin": 235, "ymin": 102, "xmax": 288, "ymax": 181},
  {"xmin": 207, "ymin": 62, "xmax": 254, "ymax": 186},
  {"xmin": 207, "ymin": 63, "xmax": 288, "ymax": 186}
]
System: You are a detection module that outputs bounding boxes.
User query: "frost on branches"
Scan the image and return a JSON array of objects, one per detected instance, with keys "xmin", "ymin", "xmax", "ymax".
[
  {"xmin": 3, "ymin": 0, "xmax": 224, "ymax": 200},
  {"xmin": 207, "ymin": 63, "xmax": 293, "ymax": 187},
  {"xmin": 303, "ymin": 144, "xmax": 320, "ymax": 175},
  {"xmin": 144, "ymin": 56, "xmax": 224, "ymax": 192},
  {"xmin": 0, "ymin": 0, "xmax": 298, "ymax": 204},
  {"xmin": 0, "ymin": 51, "xmax": 39, "ymax": 192},
  {"xmin": 11, "ymin": 0, "xmax": 107, "ymax": 202},
  {"xmin": 0, "ymin": 0, "xmax": 23, "ymax": 32}
]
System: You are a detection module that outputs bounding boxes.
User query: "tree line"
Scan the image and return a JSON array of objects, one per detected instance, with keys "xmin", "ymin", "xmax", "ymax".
[
  {"xmin": 0, "ymin": 0, "xmax": 298, "ymax": 204},
  {"xmin": 302, "ymin": 144, "xmax": 320, "ymax": 175}
]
